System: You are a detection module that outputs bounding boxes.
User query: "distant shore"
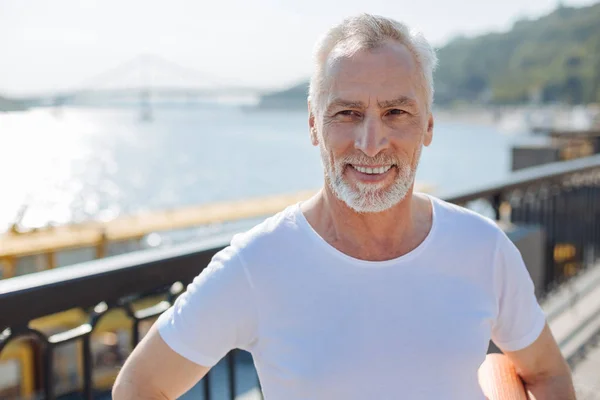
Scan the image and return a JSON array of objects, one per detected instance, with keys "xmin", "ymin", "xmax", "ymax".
[
  {"xmin": 0, "ymin": 95, "xmax": 28, "ymax": 112},
  {"xmin": 433, "ymin": 107, "xmax": 497, "ymax": 126}
]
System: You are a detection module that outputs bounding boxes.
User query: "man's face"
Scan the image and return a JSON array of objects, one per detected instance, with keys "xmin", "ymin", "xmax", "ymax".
[{"xmin": 311, "ymin": 40, "xmax": 433, "ymax": 213}]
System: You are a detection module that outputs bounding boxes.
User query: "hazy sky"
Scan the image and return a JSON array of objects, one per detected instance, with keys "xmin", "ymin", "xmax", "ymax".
[{"xmin": 0, "ymin": 0, "xmax": 597, "ymax": 95}]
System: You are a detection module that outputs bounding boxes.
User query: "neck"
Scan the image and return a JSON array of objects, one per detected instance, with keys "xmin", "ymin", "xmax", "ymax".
[{"xmin": 301, "ymin": 184, "xmax": 432, "ymax": 262}]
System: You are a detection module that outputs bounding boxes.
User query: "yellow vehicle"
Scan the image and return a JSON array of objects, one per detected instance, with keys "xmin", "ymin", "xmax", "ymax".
[
  {"xmin": 0, "ymin": 340, "xmax": 36, "ymax": 398},
  {"xmin": 0, "ymin": 302, "xmax": 161, "ymax": 398}
]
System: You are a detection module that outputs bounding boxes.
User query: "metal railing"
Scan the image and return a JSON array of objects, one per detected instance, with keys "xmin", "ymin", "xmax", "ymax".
[{"xmin": 1, "ymin": 154, "xmax": 600, "ymax": 400}]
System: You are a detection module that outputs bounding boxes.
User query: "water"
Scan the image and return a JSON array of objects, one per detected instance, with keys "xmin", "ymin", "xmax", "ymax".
[{"xmin": 0, "ymin": 106, "xmax": 518, "ymax": 234}]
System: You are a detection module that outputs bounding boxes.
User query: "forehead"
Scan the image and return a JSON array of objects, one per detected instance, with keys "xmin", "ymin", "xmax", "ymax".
[{"xmin": 323, "ymin": 40, "xmax": 423, "ymax": 108}]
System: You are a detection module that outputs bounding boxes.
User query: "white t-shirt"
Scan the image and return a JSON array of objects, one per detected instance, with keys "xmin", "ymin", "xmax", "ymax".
[{"xmin": 156, "ymin": 194, "xmax": 546, "ymax": 399}]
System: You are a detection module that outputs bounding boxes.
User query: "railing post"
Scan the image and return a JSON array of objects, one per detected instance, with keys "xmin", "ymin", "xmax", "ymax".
[
  {"xmin": 204, "ymin": 371, "xmax": 212, "ymax": 400},
  {"xmin": 132, "ymin": 319, "xmax": 140, "ymax": 348},
  {"xmin": 228, "ymin": 351, "xmax": 236, "ymax": 400},
  {"xmin": 43, "ymin": 344, "xmax": 55, "ymax": 400},
  {"xmin": 491, "ymin": 193, "xmax": 502, "ymax": 221},
  {"xmin": 82, "ymin": 334, "xmax": 93, "ymax": 400}
]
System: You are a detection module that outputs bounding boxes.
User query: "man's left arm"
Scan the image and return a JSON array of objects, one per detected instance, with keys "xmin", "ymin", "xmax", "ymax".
[
  {"xmin": 503, "ymin": 323, "xmax": 576, "ymax": 399},
  {"xmin": 490, "ymin": 230, "xmax": 576, "ymax": 399}
]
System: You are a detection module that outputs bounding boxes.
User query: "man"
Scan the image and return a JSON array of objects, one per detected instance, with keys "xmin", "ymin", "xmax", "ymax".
[{"xmin": 113, "ymin": 14, "xmax": 576, "ymax": 399}]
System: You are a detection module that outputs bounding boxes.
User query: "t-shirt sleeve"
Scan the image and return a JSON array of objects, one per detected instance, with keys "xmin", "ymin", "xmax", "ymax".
[
  {"xmin": 155, "ymin": 244, "xmax": 259, "ymax": 367},
  {"xmin": 490, "ymin": 230, "xmax": 546, "ymax": 352}
]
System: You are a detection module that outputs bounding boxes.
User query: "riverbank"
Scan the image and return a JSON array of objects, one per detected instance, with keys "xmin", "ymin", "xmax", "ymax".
[
  {"xmin": 0, "ymin": 95, "xmax": 28, "ymax": 112},
  {"xmin": 434, "ymin": 103, "xmax": 600, "ymax": 134}
]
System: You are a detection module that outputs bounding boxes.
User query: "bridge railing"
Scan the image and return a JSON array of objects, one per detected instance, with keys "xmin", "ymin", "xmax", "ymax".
[{"xmin": 1, "ymin": 154, "xmax": 600, "ymax": 400}]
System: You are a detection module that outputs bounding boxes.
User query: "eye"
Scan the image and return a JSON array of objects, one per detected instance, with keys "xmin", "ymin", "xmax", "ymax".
[
  {"xmin": 337, "ymin": 110, "xmax": 361, "ymax": 117},
  {"xmin": 387, "ymin": 109, "xmax": 406, "ymax": 116}
]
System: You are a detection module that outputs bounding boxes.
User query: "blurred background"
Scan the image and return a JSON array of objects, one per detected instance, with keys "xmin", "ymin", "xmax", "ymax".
[
  {"xmin": 1, "ymin": 0, "xmax": 599, "ymax": 234},
  {"xmin": 1, "ymin": 1, "xmax": 600, "ymax": 399}
]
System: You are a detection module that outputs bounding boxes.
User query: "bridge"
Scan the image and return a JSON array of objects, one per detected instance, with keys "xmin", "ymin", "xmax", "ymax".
[{"xmin": 19, "ymin": 54, "xmax": 270, "ymax": 117}]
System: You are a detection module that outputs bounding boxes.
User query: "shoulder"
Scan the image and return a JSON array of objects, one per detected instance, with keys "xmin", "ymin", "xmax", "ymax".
[
  {"xmin": 182, "ymin": 204, "xmax": 301, "ymax": 304},
  {"xmin": 427, "ymin": 194, "xmax": 504, "ymax": 248},
  {"xmin": 229, "ymin": 202, "xmax": 302, "ymax": 261}
]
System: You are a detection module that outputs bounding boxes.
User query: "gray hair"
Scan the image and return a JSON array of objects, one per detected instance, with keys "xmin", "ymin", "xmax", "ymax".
[{"xmin": 308, "ymin": 14, "xmax": 438, "ymax": 116}]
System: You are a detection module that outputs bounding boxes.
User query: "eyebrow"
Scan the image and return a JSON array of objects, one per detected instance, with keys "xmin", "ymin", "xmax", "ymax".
[
  {"xmin": 326, "ymin": 96, "xmax": 418, "ymax": 112},
  {"xmin": 377, "ymin": 96, "xmax": 418, "ymax": 109},
  {"xmin": 326, "ymin": 99, "xmax": 365, "ymax": 112}
]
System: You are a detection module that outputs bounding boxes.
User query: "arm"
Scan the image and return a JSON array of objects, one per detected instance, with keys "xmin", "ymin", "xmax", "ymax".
[
  {"xmin": 113, "ymin": 243, "xmax": 258, "ymax": 399},
  {"xmin": 503, "ymin": 323, "xmax": 576, "ymax": 400},
  {"xmin": 490, "ymin": 231, "xmax": 575, "ymax": 399},
  {"xmin": 112, "ymin": 323, "xmax": 210, "ymax": 399}
]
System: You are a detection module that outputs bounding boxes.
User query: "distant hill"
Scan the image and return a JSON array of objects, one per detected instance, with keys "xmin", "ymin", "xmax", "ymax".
[
  {"xmin": 257, "ymin": 3, "xmax": 600, "ymax": 109},
  {"xmin": 255, "ymin": 82, "xmax": 309, "ymax": 110},
  {"xmin": 0, "ymin": 95, "xmax": 27, "ymax": 112},
  {"xmin": 435, "ymin": 3, "xmax": 600, "ymax": 105}
]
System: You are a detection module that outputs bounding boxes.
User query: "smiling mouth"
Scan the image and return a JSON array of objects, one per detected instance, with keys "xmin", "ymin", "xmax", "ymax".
[{"xmin": 349, "ymin": 164, "xmax": 395, "ymax": 175}]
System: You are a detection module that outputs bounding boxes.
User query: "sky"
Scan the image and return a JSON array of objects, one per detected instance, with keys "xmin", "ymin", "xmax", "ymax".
[{"xmin": 0, "ymin": 0, "xmax": 598, "ymax": 96}]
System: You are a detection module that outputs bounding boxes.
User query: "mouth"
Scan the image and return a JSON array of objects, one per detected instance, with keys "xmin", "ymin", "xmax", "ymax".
[
  {"xmin": 351, "ymin": 165, "xmax": 394, "ymax": 175},
  {"xmin": 347, "ymin": 164, "xmax": 396, "ymax": 182}
]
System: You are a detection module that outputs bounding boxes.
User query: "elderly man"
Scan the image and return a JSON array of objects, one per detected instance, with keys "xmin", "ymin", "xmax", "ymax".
[{"xmin": 113, "ymin": 14, "xmax": 575, "ymax": 399}]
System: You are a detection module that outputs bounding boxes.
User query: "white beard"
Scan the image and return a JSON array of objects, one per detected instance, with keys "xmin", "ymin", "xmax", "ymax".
[{"xmin": 320, "ymin": 145, "xmax": 422, "ymax": 213}]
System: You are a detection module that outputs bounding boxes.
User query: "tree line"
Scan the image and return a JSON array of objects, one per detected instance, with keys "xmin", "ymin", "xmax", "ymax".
[{"xmin": 434, "ymin": 3, "xmax": 600, "ymax": 105}]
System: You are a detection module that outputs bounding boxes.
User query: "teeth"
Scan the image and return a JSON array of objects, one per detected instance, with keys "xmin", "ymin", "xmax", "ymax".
[{"xmin": 353, "ymin": 165, "xmax": 392, "ymax": 174}]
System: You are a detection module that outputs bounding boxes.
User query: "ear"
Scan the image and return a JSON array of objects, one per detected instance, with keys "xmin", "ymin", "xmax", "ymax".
[
  {"xmin": 308, "ymin": 101, "xmax": 319, "ymax": 146},
  {"xmin": 423, "ymin": 113, "xmax": 434, "ymax": 147}
]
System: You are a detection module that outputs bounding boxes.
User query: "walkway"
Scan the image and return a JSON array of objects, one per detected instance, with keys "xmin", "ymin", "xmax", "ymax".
[
  {"xmin": 573, "ymin": 342, "xmax": 600, "ymax": 399},
  {"xmin": 544, "ymin": 261, "xmax": 600, "ymax": 399}
]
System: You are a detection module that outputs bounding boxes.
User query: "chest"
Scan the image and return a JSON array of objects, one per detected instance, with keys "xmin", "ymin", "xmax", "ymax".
[{"xmin": 255, "ymin": 271, "xmax": 495, "ymax": 393}]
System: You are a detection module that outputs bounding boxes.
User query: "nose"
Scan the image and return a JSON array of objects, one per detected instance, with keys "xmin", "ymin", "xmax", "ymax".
[{"xmin": 354, "ymin": 115, "xmax": 389, "ymax": 158}]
